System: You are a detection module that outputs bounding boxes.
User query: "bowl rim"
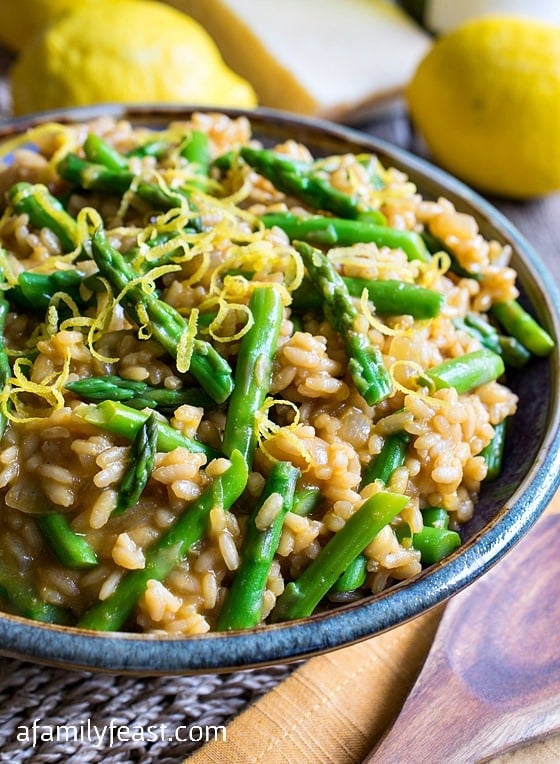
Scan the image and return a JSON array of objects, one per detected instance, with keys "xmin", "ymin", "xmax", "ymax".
[{"xmin": 0, "ymin": 104, "xmax": 559, "ymax": 674}]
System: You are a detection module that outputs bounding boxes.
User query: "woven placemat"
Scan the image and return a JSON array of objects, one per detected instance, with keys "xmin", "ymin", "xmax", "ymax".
[{"xmin": 0, "ymin": 657, "xmax": 296, "ymax": 762}]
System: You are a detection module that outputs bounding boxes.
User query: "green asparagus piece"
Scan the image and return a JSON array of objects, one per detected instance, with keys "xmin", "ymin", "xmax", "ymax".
[
  {"xmin": 123, "ymin": 228, "xmax": 198, "ymax": 274},
  {"xmin": 454, "ymin": 314, "xmax": 501, "ymax": 355},
  {"xmin": 181, "ymin": 129, "xmax": 211, "ymax": 171},
  {"xmin": 271, "ymin": 491, "xmax": 408, "ymax": 621},
  {"xmin": 345, "ymin": 277, "xmax": 443, "ymax": 318},
  {"xmin": 127, "ymin": 138, "xmax": 170, "ymax": 159},
  {"xmin": 329, "ymin": 554, "xmax": 368, "ymax": 596},
  {"xmin": 480, "ymin": 419, "xmax": 507, "ymax": 482},
  {"xmin": 0, "ymin": 568, "xmax": 70, "ymax": 623},
  {"xmin": 66, "ymin": 374, "xmax": 214, "ymax": 412},
  {"xmin": 412, "ymin": 526, "xmax": 461, "ymax": 565},
  {"xmin": 491, "ymin": 300, "xmax": 555, "ymax": 357},
  {"xmin": 114, "ymin": 411, "xmax": 158, "ymax": 515},
  {"xmin": 240, "ymin": 148, "xmax": 386, "ymax": 223},
  {"xmin": 37, "ymin": 513, "xmax": 98, "ymax": 569},
  {"xmin": 261, "ymin": 212, "xmax": 431, "ymax": 263},
  {"xmin": 57, "ymin": 153, "xmax": 199, "ymax": 216},
  {"xmin": 8, "ymin": 245, "xmax": 190, "ymax": 317},
  {"xmin": 292, "ymin": 484, "xmax": 322, "ymax": 517},
  {"xmin": 361, "ymin": 432, "xmax": 410, "ymax": 488},
  {"xmin": 292, "ymin": 276, "xmax": 443, "ymax": 319},
  {"xmin": 421, "ymin": 507, "xmax": 449, "ymax": 530},
  {"xmin": 497, "ymin": 336, "xmax": 531, "ymax": 369},
  {"xmin": 421, "ymin": 349, "xmax": 505, "ymax": 394},
  {"xmin": 84, "ymin": 133, "xmax": 129, "ymax": 171},
  {"xmin": 212, "ymin": 150, "xmax": 235, "ymax": 171},
  {"xmin": 90, "ymin": 227, "xmax": 233, "ymax": 404},
  {"xmin": 77, "ymin": 449, "xmax": 248, "ymax": 631},
  {"xmin": 222, "ymin": 285, "xmax": 284, "ymax": 464},
  {"xmin": 75, "ymin": 400, "xmax": 219, "ymax": 459},
  {"xmin": 178, "ymin": 130, "xmax": 213, "ymax": 192},
  {"xmin": 216, "ymin": 460, "xmax": 299, "ymax": 631},
  {"xmin": 295, "ymin": 241, "xmax": 392, "ymax": 405},
  {"xmin": 7, "ymin": 182, "xmax": 79, "ymax": 253},
  {"xmin": 454, "ymin": 314, "xmax": 530, "ymax": 369},
  {"xmin": 9, "ymin": 269, "xmax": 85, "ymax": 312}
]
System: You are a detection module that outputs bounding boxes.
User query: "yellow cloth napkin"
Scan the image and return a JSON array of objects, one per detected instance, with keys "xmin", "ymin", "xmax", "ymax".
[{"xmin": 186, "ymin": 494, "xmax": 560, "ymax": 764}]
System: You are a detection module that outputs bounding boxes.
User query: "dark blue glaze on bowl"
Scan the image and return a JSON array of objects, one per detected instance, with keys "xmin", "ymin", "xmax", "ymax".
[{"xmin": 0, "ymin": 105, "xmax": 558, "ymax": 674}]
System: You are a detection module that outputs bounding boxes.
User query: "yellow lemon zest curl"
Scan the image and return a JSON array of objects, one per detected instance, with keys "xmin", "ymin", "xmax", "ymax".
[
  {"xmin": 207, "ymin": 299, "xmax": 253, "ymax": 343},
  {"xmin": 0, "ymin": 123, "xmax": 79, "ymax": 169},
  {"xmin": 417, "ymin": 250, "xmax": 451, "ymax": 289},
  {"xmin": 208, "ymin": 239, "xmax": 302, "ymax": 304},
  {"xmin": 1, "ymin": 347, "xmax": 72, "ymax": 423},
  {"xmin": 113, "ymin": 263, "xmax": 182, "ymax": 340},
  {"xmin": 176, "ymin": 307, "xmax": 198, "ymax": 374},
  {"xmin": 61, "ymin": 282, "xmax": 119, "ymax": 364},
  {"xmin": 388, "ymin": 360, "xmax": 446, "ymax": 410},
  {"xmin": 255, "ymin": 398, "xmax": 313, "ymax": 469}
]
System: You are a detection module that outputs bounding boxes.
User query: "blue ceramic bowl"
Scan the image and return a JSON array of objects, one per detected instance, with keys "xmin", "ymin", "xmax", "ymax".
[{"xmin": 0, "ymin": 105, "xmax": 559, "ymax": 674}]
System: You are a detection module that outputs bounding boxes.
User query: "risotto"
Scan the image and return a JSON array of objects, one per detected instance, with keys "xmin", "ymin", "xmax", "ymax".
[{"xmin": 0, "ymin": 112, "xmax": 552, "ymax": 635}]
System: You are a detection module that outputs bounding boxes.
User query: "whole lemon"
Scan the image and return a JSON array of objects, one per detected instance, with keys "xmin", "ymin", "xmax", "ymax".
[
  {"xmin": 10, "ymin": 0, "xmax": 257, "ymax": 115},
  {"xmin": 0, "ymin": 0, "xmax": 98, "ymax": 52},
  {"xmin": 406, "ymin": 16, "xmax": 560, "ymax": 198}
]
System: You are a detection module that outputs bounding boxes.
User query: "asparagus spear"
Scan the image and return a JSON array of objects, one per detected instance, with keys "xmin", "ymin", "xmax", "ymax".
[
  {"xmin": 292, "ymin": 276, "xmax": 443, "ymax": 319},
  {"xmin": 90, "ymin": 227, "xmax": 234, "ymax": 404},
  {"xmin": 271, "ymin": 491, "xmax": 408, "ymax": 621},
  {"xmin": 222, "ymin": 285, "xmax": 284, "ymax": 464},
  {"xmin": 329, "ymin": 554, "xmax": 368, "ymax": 598},
  {"xmin": 180, "ymin": 129, "xmax": 211, "ymax": 171},
  {"xmin": 292, "ymin": 484, "xmax": 322, "ymax": 517},
  {"xmin": 127, "ymin": 138, "xmax": 170, "ymax": 159},
  {"xmin": 84, "ymin": 133, "xmax": 129, "ymax": 171},
  {"xmin": 261, "ymin": 211, "xmax": 431, "ymax": 263},
  {"xmin": 420, "ymin": 349, "xmax": 505, "ymax": 394},
  {"xmin": 66, "ymin": 374, "xmax": 214, "ymax": 413},
  {"xmin": 396, "ymin": 506, "xmax": 460, "ymax": 565},
  {"xmin": 113, "ymin": 411, "xmax": 158, "ymax": 515},
  {"xmin": 180, "ymin": 130, "xmax": 213, "ymax": 191},
  {"xmin": 491, "ymin": 300, "xmax": 555, "ymax": 357},
  {"xmin": 453, "ymin": 314, "xmax": 531, "ymax": 370},
  {"xmin": 412, "ymin": 525, "xmax": 461, "ymax": 565},
  {"xmin": 497, "ymin": 335, "xmax": 532, "ymax": 369},
  {"xmin": 421, "ymin": 507, "xmax": 450, "ymax": 530},
  {"xmin": 239, "ymin": 147, "xmax": 386, "ymax": 224},
  {"xmin": 6, "ymin": 182, "xmax": 79, "ymax": 253},
  {"xmin": 216, "ymin": 460, "xmax": 299, "ymax": 631},
  {"xmin": 37, "ymin": 513, "xmax": 98, "ymax": 569},
  {"xmin": 0, "ymin": 568, "xmax": 71, "ymax": 624},
  {"xmin": 57, "ymin": 153, "xmax": 199, "ymax": 216},
  {"xmin": 75, "ymin": 400, "xmax": 219, "ymax": 459},
  {"xmin": 480, "ymin": 419, "xmax": 507, "ymax": 482},
  {"xmin": 9, "ymin": 269, "xmax": 85, "ymax": 312},
  {"xmin": 77, "ymin": 449, "xmax": 248, "ymax": 631},
  {"xmin": 360, "ymin": 432, "xmax": 410, "ymax": 489},
  {"xmin": 423, "ymin": 230, "xmax": 555, "ymax": 355},
  {"xmin": 295, "ymin": 241, "xmax": 392, "ymax": 405}
]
